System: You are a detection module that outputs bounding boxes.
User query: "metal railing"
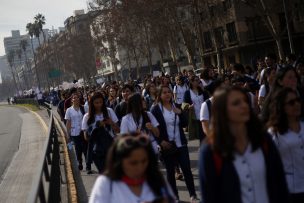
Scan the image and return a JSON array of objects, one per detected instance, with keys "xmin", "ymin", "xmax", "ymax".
[{"xmin": 27, "ymin": 113, "xmax": 61, "ymax": 203}]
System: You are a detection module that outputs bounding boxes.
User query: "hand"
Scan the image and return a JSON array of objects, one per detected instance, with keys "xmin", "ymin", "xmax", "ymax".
[
  {"xmin": 145, "ymin": 122, "xmax": 153, "ymax": 130},
  {"xmin": 189, "ymin": 104, "xmax": 194, "ymax": 109},
  {"xmin": 103, "ymin": 118, "xmax": 113, "ymax": 125},
  {"xmin": 99, "ymin": 120, "xmax": 106, "ymax": 127},
  {"xmin": 173, "ymin": 107, "xmax": 182, "ymax": 114},
  {"xmin": 161, "ymin": 141, "xmax": 172, "ymax": 150}
]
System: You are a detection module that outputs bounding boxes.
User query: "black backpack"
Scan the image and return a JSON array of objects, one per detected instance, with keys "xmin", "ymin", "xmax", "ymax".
[{"xmin": 90, "ymin": 124, "xmax": 114, "ymax": 157}]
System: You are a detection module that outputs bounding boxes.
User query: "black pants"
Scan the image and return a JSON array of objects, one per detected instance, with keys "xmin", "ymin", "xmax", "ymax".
[
  {"xmin": 162, "ymin": 146, "xmax": 196, "ymax": 198},
  {"xmin": 290, "ymin": 193, "xmax": 304, "ymax": 203},
  {"xmin": 71, "ymin": 135, "xmax": 87, "ymax": 164},
  {"xmin": 92, "ymin": 153, "xmax": 106, "ymax": 173}
]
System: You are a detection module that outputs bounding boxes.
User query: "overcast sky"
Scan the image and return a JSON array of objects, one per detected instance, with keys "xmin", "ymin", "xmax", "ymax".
[{"xmin": 0, "ymin": 0, "xmax": 88, "ymax": 56}]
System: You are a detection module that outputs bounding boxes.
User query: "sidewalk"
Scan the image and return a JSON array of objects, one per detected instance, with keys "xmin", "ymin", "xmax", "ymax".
[{"xmin": 0, "ymin": 107, "xmax": 48, "ymax": 202}]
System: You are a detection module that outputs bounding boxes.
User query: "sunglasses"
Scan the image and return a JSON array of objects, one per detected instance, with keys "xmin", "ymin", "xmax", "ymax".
[
  {"xmin": 285, "ymin": 97, "xmax": 301, "ymax": 106},
  {"xmin": 117, "ymin": 135, "xmax": 150, "ymax": 150}
]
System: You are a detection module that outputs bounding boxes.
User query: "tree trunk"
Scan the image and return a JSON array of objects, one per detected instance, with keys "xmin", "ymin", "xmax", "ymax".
[
  {"xmin": 275, "ymin": 37, "xmax": 284, "ymax": 60},
  {"xmin": 9, "ymin": 66, "xmax": 19, "ymax": 93},
  {"xmin": 30, "ymin": 37, "xmax": 41, "ymax": 90}
]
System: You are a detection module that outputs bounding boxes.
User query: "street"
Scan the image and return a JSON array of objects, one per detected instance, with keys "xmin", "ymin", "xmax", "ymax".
[{"xmin": 0, "ymin": 106, "xmax": 23, "ymax": 180}]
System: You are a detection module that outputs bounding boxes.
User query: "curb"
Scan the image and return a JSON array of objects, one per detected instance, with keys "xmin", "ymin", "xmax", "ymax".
[{"xmin": 54, "ymin": 117, "xmax": 79, "ymax": 203}]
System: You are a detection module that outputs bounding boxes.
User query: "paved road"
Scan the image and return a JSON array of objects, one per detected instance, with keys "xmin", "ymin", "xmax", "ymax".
[{"xmin": 0, "ymin": 106, "xmax": 23, "ymax": 180}]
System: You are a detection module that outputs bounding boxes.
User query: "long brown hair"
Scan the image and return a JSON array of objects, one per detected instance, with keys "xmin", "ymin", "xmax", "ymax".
[
  {"xmin": 210, "ymin": 86, "xmax": 265, "ymax": 159},
  {"xmin": 267, "ymin": 88, "xmax": 299, "ymax": 134}
]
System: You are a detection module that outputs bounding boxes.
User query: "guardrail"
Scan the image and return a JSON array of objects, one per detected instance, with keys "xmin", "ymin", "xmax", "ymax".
[{"xmin": 27, "ymin": 113, "xmax": 61, "ymax": 203}]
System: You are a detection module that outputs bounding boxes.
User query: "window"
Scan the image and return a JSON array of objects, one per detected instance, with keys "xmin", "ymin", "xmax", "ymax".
[
  {"xmin": 208, "ymin": 6, "xmax": 215, "ymax": 17},
  {"xmin": 226, "ymin": 22, "xmax": 238, "ymax": 43},
  {"xmin": 203, "ymin": 31, "xmax": 212, "ymax": 50},
  {"xmin": 223, "ymin": 0, "xmax": 232, "ymax": 11},
  {"xmin": 214, "ymin": 27, "xmax": 225, "ymax": 47}
]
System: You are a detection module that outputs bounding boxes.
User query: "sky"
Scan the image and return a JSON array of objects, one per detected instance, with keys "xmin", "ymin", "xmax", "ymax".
[{"xmin": 0, "ymin": 0, "xmax": 88, "ymax": 56}]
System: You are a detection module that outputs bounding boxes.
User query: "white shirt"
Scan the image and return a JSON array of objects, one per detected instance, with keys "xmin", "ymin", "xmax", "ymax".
[
  {"xmin": 37, "ymin": 93, "xmax": 43, "ymax": 100},
  {"xmin": 200, "ymin": 79, "xmax": 212, "ymax": 87},
  {"xmin": 190, "ymin": 89, "xmax": 205, "ymax": 120},
  {"xmin": 258, "ymin": 85, "xmax": 266, "ymax": 98},
  {"xmin": 173, "ymin": 85, "xmax": 187, "ymax": 104},
  {"xmin": 82, "ymin": 108, "xmax": 119, "ymax": 137},
  {"xmin": 161, "ymin": 105, "xmax": 182, "ymax": 147},
  {"xmin": 200, "ymin": 97, "xmax": 213, "ymax": 121},
  {"xmin": 233, "ymin": 144, "xmax": 269, "ymax": 203},
  {"xmin": 268, "ymin": 122, "xmax": 304, "ymax": 194},
  {"xmin": 65, "ymin": 106, "xmax": 84, "ymax": 136},
  {"xmin": 120, "ymin": 112, "xmax": 159, "ymax": 153},
  {"xmin": 84, "ymin": 101, "xmax": 89, "ymax": 113},
  {"xmin": 89, "ymin": 175, "xmax": 174, "ymax": 203}
]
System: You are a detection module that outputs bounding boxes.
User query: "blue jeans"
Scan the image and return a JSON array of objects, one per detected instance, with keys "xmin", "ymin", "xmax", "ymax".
[{"xmin": 162, "ymin": 146, "xmax": 196, "ymax": 198}]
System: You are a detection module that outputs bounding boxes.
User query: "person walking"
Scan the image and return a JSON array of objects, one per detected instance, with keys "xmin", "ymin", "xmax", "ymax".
[
  {"xmin": 89, "ymin": 133, "xmax": 176, "ymax": 203},
  {"xmin": 151, "ymin": 86, "xmax": 199, "ymax": 203},
  {"xmin": 199, "ymin": 86, "xmax": 289, "ymax": 203},
  {"xmin": 65, "ymin": 93, "xmax": 87, "ymax": 170},
  {"xmin": 267, "ymin": 88, "xmax": 304, "ymax": 203}
]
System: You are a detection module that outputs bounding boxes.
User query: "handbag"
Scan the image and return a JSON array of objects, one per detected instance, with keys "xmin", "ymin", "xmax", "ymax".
[{"xmin": 161, "ymin": 111, "xmax": 178, "ymax": 157}]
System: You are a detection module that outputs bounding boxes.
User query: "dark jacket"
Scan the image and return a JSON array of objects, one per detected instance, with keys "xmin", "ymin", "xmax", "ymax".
[
  {"xmin": 199, "ymin": 134, "xmax": 289, "ymax": 203},
  {"xmin": 114, "ymin": 101, "xmax": 127, "ymax": 122},
  {"xmin": 151, "ymin": 104, "xmax": 188, "ymax": 146}
]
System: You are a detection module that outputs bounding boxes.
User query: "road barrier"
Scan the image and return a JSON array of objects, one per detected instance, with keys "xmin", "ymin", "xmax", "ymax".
[{"xmin": 27, "ymin": 113, "xmax": 61, "ymax": 203}]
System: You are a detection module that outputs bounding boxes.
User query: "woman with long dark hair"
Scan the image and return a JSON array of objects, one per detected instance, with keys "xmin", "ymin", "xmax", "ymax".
[
  {"xmin": 82, "ymin": 92, "xmax": 120, "ymax": 174},
  {"xmin": 144, "ymin": 83, "xmax": 158, "ymax": 110},
  {"xmin": 261, "ymin": 66, "xmax": 299, "ymax": 122},
  {"xmin": 267, "ymin": 88, "xmax": 304, "ymax": 203},
  {"xmin": 183, "ymin": 75, "xmax": 209, "ymax": 142},
  {"xmin": 120, "ymin": 93, "xmax": 160, "ymax": 153},
  {"xmin": 199, "ymin": 86, "xmax": 289, "ymax": 203},
  {"xmin": 89, "ymin": 133, "xmax": 175, "ymax": 203},
  {"xmin": 258, "ymin": 68, "xmax": 276, "ymax": 109},
  {"xmin": 151, "ymin": 86, "xmax": 199, "ymax": 203}
]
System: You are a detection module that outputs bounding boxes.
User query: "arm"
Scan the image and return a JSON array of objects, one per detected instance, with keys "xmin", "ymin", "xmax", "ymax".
[
  {"xmin": 201, "ymin": 121, "xmax": 210, "ymax": 137},
  {"xmin": 66, "ymin": 119, "xmax": 71, "ymax": 140}
]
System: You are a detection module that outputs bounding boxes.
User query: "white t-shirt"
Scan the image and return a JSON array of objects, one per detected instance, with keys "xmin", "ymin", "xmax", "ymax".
[
  {"xmin": 200, "ymin": 97, "xmax": 213, "ymax": 122},
  {"xmin": 161, "ymin": 105, "xmax": 182, "ymax": 147},
  {"xmin": 82, "ymin": 108, "xmax": 119, "ymax": 137},
  {"xmin": 65, "ymin": 106, "xmax": 84, "ymax": 136},
  {"xmin": 37, "ymin": 93, "xmax": 43, "ymax": 100},
  {"xmin": 200, "ymin": 79, "xmax": 212, "ymax": 87},
  {"xmin": 258, "ymin": 84, "xmax": 267, "ymax": 98},
  {"xmin": 173, "ymin": 85, "xmax": 187, "ymax": 104},
  {"xmin": 89, "ymin": 175, "xmax": 174, "ymax": 203},
  {"xmin": 233, "ymin": 144, "xmax": 269, "ymax": 203},
  {"xmin": 120, "ymin": 112, "xmax": 159, "ymax": 153},
  {"xmin": 190, "ymin": 89, "xmax": 205, "ymax": 120},
  {"xmin": 268, "ymin": 122, "xmax": 304, "ymax": 194}
]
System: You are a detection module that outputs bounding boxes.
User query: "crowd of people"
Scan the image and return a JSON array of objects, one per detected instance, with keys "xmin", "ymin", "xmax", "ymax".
[{"xmin": 56, "ymin": 53, "xmax": 304, "ymax": 203}]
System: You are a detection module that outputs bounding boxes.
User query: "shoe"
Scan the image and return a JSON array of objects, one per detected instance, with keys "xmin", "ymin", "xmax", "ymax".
[
  {"xmin": 175, "ymin": 172, "xmax": 184, "ymax": 180},
  {"xmin": 86, "ymin": 165, "xmax": 93, "ymax": 174},
  {"xmin": 190, "ymin": 196, "xmax": 200, "ymax": 203},
  {"xmin": 78, "ymin": 164, "xmax": 83, "ymax": 170}
]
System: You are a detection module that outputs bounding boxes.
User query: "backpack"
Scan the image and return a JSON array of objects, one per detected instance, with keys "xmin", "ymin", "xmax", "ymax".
[{"xmin": 90, "ymin": 125, "xmax": 114, "ymax": 157}]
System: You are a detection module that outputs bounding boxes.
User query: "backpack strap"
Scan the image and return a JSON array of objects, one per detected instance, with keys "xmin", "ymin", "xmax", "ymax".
[
  {"xmin": 206, "ymin": 99, "xmax": 212, "ymax": 120},
  {"xmin": 213, "ymin": 152, "xmax": 223, "ymax": 177}
]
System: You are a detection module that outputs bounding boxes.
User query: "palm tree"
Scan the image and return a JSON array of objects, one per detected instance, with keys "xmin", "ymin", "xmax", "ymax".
[
  {"xmin": 33, "ymin": 22, "xmax": 41, "ymax": 46},
  {"xmin": 7, "ymin": 50, "xmax": 19, "ymax": 92},
  {"xmin": 26, "ymin": 22, "xmax": 41, "ymax": 89},
  {"xmin": 20, "ymin": 39, "xmax": 31, "ymax": 87},
  {"xmin": 34, "ymin": 13, "xmax": 46, "ymax": 43}
]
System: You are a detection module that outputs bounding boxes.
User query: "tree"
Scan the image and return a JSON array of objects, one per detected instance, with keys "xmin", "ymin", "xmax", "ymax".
[
  {"xmin": 238, "ymin": 0, "xmax": 302, "ymax": 59},
  {"xmin": 34, "ymin": 13, "xmax": 46, "ymax": 43},
  {"xmin": 26, "ymin": 22, "xmax": 41, "ymax": 89},
  {"xmin": 7, "ymin": 50, "xmax": 19, "ymax": 92},
  {"xmin": 20, "ymin": 39, "xmax": 31, "ymax": 87}
]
